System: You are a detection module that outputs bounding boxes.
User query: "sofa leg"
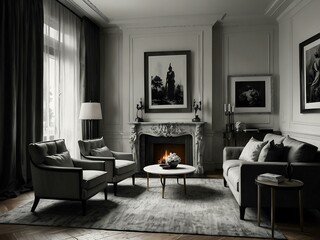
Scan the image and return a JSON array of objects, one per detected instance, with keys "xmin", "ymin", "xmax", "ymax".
[
  {"xmin": 240, "ymin": 206, "xmax": 245, "ymax": 220},
  {"xmin": 31, "ymin": 197, "xmax": 40, "ymax": 212},
  {"xmin": 82, "ymin": 200, "xmax": 87, "ymax": 216},
  {"xmin": 223, "ymin": 177, "xmax": 228, "ymax": 187},
  {"xmin": 114, "ymin": 183, "xmax": 117, "ymax": 196},
  {"xmin": 104, "ymin": 188, "xmax": 108, "ymax": 200},
  {"xmin": 132, "ymin": 174, "xmax": 135, "ymax": 185}
]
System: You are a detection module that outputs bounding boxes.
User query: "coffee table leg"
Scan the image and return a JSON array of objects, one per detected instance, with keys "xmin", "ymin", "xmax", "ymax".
[
  {"xmin": 299, "ymin": 189, "xmax": 303, "ymax": 232},
  {"xmin": 271, "ymin": 188, "xmax": 275, "ymax": 239},
  {"xmin": 257, "ymin": 184, "xmax": 261, "ymax": 226},
  {"xmin": 147, "ymin": 172, "xmax": 149, "ymax": 190},
  {"xmin": 160, "ymin": 175, "xmax": 166, "ymax": 198},
  {"xmin": 184, "ymin": 174, "xmax": 187, "ymax": 194}
]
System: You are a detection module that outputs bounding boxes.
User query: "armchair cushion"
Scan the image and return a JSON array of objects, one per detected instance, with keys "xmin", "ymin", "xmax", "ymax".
[
  {"xmin": 82, "ymin": 170, "xmax": 108, "ymax": 189},
  {"xmin": 79, "ymin": 137, "xmax": 105, "ymax": 156},
  {"xmin": 115, "ymin": 160, "xmax": 136, "ymax": 175},
  {"xmin": 44, "ymin": 151, "xmax": 74, "ymax": 167},
  {"xmin": 91, "ymin": 146, "xmax": 113, "ymax": 157}
]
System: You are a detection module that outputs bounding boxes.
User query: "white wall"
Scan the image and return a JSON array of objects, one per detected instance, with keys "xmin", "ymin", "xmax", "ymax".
[
  {"xmin": 278, "ymin": 0, "xmax": 320, "ymax": 148},
  {"xmin": 100, "ymin": 16, "xmax": 280, "ymax": 171}
]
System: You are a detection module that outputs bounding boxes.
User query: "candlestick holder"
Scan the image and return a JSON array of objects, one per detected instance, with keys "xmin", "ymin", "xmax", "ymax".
[
  {"xmin": 224, "ymin": 103, "xmax": 234, "ymax": 132},
  {"xmin": 135, "ymin": 99, "xmax": 144, "ymax": 122},
  {"xmin": 192, "ymin": 99, "xmax": 202, "ymax": 122}
]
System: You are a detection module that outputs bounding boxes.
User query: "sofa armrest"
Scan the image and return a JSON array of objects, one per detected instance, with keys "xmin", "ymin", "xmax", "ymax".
[
  {"xmin": 111, "ymin": 151, "xmax": 133, "ymax": 161},
  {"xmin": 239, "ymin": 162, "xmax": 288, "ymax": 206},
  {"xmin": 80, "ymin": 155, "xmax": 115, "ymax": 181},
  {"xmin": 223, "ymin": 147, "xmax": 244, "ymax": 162},
  {"xmin": 72, "ymin": 158, "xmax": 106, "ymax": 171}
]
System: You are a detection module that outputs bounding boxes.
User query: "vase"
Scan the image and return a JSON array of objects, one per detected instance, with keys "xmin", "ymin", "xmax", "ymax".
[
  {"xmin": 286, "ymin": 162, "xmax": 293, "ymax": 181},
  {"xmin": 168, "ymin": 161, "xmax": 179, "ymax": 169}
]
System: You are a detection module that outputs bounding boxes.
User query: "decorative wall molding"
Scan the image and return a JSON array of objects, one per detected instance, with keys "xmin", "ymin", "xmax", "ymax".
[{"xmin": 129, "ymin": 122, "xmax": 205, "ymax": 174}]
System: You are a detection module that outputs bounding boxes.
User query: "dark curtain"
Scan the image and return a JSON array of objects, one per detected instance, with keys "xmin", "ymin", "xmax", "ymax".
[
  {"xmin": 0, "ymin": 0, "xmax": 43, "ymax": 199},
  {"xmin": 80, "ymin": 17, "xmax": 100, "ymax": 140}
]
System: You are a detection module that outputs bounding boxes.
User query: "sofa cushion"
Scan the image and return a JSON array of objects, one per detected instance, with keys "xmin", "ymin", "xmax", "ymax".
[
  {"xmin": 79, "ymin": 137, "xmax": 106, "ymax": 156},
  {"xmin": 263, "ymin": 133, "xmax": 285, "ymax": 144},
  {"xmin": 258, "ymin": 140, "xmax": 284, "ymax": 162},
  {"xmin": 223, "ymin": 160, "xmax": 244, "ymax": 176},
  {"xmin": 239, "ymin": 137, "xmax": 267, "ymax": 162},
  {"xmin": 115, "ymin": 160, "xmax": 136, "ymax": 175},
  {"xmin": 283, "ymin": 136, "xmax": 318, "ymax": 162},
  {"xmin": 82, "ymin": 170, "xmax": 107, "ymax": 189},
  {"xmin": 91, "ymin": 146, "xmax": 113, "ymax": 157},
  {"xmin": 44, "ymin": 151, "xmax": 74, "ymax": 167}
]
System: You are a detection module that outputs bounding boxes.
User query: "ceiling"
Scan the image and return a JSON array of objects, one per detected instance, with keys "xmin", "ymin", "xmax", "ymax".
[{"xmin": 62, "ymin": 0, "xmax": 294, "ymax": 27}]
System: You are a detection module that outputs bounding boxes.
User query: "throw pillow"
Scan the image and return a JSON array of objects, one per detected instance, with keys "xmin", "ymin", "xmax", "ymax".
[
  {"xmin": 91, "ymin": 146, "xmax": 113, "ymax": 157},
  {"xmin": 44, "ymin": 151, "xmax": 74, "ymax": 167},
  {"xmin": 283, "ymin": 136, "xmax": 318, "ymax": 162},
  {"xmin": 258, "ymin": 140, "xmax": 284, "ymax": 162},
  {"xmin": 239, "ymin": 137, "xmax": 268, "ymax": 162}
]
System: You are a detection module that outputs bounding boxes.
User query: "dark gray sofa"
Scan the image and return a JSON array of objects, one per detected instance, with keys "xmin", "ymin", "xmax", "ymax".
[{"xmin": 223, "ymin": 133, "xmax": 320, "ymax": 220}]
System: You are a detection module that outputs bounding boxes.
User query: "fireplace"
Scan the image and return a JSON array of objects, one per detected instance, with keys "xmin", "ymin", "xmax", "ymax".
[
  {"xmin": 129, "ymin": 122, "xmax": 205, "ymax": 173},
  {"xmin": 141, "ymin": 135, "xmax": 192, "ymax": 167}
]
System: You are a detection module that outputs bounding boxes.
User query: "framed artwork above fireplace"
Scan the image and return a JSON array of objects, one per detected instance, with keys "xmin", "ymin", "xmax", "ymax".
[{"xmin": 144, "ymin": 50, "xmax": 191, "ymax": 113}]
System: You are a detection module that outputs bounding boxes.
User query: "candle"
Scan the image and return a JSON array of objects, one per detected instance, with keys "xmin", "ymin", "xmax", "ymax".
[
  {"xmin": 228, "ymin": 104, "xmax": 231, "ymax": 112},
  {"xmin": 224, "ymin": 104, "xmax": 227, "ymax": 113},
  {"xmin": 231, "ymin": 105, "xmax": 234, "ymax": 112}
]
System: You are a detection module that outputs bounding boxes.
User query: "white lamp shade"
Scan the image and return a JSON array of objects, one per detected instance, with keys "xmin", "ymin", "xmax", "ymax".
[{"xmin": 79, "ymin": 102, "xmax": 102, "ymax": 120}]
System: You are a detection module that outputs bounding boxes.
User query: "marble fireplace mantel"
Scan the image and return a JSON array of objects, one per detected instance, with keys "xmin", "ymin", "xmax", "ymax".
[{"xmin": 129, "ymin": 122, "xmax": 205, "ymax": 174}]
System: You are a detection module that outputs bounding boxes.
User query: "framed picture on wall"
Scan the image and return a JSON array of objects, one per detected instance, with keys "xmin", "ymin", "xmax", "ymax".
[
  {"xmin": 299, "ymin": 32, "xmax": 320, "ymax": 113},
  {"xmin": 229, "ymin": 75, "xmax": 272, "ymax": 113},
  {"xmin": 144, "ymin": 50, "xmax": 191, "ymax": 113}
]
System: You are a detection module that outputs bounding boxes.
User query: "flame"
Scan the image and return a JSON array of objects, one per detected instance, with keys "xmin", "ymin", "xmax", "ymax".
[{"xmin": 159, "ymin": 149, "xmax": 168, "ymax": 164}]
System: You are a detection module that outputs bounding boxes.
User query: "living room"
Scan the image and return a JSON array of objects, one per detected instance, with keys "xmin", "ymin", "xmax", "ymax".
[{"xmin": 1, "ymin": 0, "xmax": 320, "ymax": 239}]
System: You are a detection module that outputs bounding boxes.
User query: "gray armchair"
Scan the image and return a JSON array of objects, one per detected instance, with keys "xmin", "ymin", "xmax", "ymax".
[
  {"xmin": 78, "ymin": 137, "xmax": 136, "ymax": 196},
  {"xmin": 28, "ymin": 139, "xmax": 108, "ymax": 215}
]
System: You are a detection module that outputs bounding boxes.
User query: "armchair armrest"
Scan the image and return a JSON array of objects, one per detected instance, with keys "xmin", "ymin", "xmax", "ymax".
[
  {"xmin": 31, "ymin": 164, "xmax": 83, "ymax": 199},
  {"xmin": 73, "ymin": 158, "xmax": 106, "ymax": 171},
  {"xmin": 80, "ymin": 155, "xmax": 115, "ymax": 180},
  {"xmin": 223, "ymin": 147, "xmax": 244, "ymax": 162},
  {"xmin": 111, "ymin": 151, "xmax": 133, "ymax": 160}
]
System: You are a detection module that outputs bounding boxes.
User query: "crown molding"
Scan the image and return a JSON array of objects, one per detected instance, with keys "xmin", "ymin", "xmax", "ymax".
[{"xmin": 109, "ymin": 14, "xmax": 224, "ymax": 29}]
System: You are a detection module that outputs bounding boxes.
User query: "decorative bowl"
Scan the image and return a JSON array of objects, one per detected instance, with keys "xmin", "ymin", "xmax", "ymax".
[{"xmin": 168, "ymin": 161, "xmax": 179, "ymax": 169}]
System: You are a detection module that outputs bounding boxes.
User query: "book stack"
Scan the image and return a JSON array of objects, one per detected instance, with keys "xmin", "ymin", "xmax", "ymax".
[{"xmin": 257, "ymin": 173, "xmax": 285, "ymax": 183}]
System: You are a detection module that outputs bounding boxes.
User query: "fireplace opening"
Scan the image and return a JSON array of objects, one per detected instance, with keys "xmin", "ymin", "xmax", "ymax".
[
  {"xmin": 154, "ymin": 144, "xmax": 185, "ymax": 164},
  {"xmin": 140, "ymin": 135, "xmax": 192, "ymax": 170}
]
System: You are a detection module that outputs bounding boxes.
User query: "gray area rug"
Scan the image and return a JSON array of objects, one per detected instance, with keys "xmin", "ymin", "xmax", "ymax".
[{"xmin": 0, "ymin": 178, "xmax": 285, "ymax": 239}]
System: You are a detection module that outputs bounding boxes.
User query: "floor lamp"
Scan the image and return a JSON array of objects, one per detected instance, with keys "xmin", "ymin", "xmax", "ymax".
[{"xmin": 79, "ymin": 102, "xmax": 102, "ymax": 139}]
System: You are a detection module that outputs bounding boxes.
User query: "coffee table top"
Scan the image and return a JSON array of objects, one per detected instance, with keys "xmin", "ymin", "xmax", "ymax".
[{"xmin": 143, "ymin": 164, "xmax": 196, "ymax": 175}]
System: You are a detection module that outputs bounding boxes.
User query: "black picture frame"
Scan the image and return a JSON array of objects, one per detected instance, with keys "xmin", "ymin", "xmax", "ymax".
[
  {"xmin": 299, "ymin": 32, "xmax": 320, "ymax": 113},
  {"xmin": 229, "ymin": 75, "xmax": 272, "ymax": 113},
  {"xmin": 144, "ymin": 50, "xmax": 191, "ymax": 113}
]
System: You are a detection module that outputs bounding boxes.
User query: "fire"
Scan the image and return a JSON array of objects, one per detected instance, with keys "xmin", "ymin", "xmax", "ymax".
[{"xmin": 158, "ymin": 149, "xmax": 168, "ymax": 164}]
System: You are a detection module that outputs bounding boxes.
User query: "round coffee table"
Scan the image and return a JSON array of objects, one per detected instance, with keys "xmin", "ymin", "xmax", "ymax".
[{"xmin": 143, "ymin": 164, "xmax": 196, "ymax": 198}]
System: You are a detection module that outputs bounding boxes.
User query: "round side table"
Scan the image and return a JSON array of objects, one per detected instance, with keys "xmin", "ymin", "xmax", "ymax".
[{"xmin": 255, "ymin": 178, "xmax": 304, "ymax": 239}]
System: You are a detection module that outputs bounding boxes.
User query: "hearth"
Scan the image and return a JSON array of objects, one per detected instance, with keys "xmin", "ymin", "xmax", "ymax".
[
  {"xmin": 142, "ymin": 135, "xmax": 192, "ymax": 167},
  {"xmin": 129, "ymin": 122, "xmax": 205, "ymax": 173}
]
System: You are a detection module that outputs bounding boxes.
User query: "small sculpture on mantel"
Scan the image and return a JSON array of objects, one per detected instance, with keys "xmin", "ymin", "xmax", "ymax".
[
  {"xmin": 135, "ymin": 98, "xmax": 144, "ymax": 122},
  {"xmin": 192, "ymin": 99, "xmax": 202, "ymax": 122}
]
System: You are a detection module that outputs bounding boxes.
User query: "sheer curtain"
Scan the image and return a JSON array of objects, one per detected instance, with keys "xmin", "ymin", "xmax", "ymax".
[{"xmin": 43, "ymin": 0, "xmax": 82, "ymax": 157}]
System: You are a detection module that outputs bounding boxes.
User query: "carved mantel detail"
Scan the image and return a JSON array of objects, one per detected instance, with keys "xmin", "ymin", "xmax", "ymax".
[{"xmin": 129, "ymin": 122, "xmax": 205, "ymax": 174}]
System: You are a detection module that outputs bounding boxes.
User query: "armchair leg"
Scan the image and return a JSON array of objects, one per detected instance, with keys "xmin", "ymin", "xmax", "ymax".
[
  {"xmin": 114, "ymin": 183, "xmax": 117, "ymax": 196},
  {"xmin": 132, "ymin": 174, "xmax": 135, "ymax": 185},
  {"xmin": 240, "ymin": 206, "xmax": 245, "ymax": 220},
  {"xmin": 31, "ymin": 197, "xmax": 40, "ymax": 212},
  {"xmin": 82, "ymin": 200, "xmax": 87, "ymax": 216},
  {"xmin": 104, "ymin": 188, "xmax": 108, "ymax": 200}
]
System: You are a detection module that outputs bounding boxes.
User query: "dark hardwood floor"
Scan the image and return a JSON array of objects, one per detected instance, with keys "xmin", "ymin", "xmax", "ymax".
[{"xmin": 0, "ymin": 172, "xmax": 320, "ymax": 240}]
